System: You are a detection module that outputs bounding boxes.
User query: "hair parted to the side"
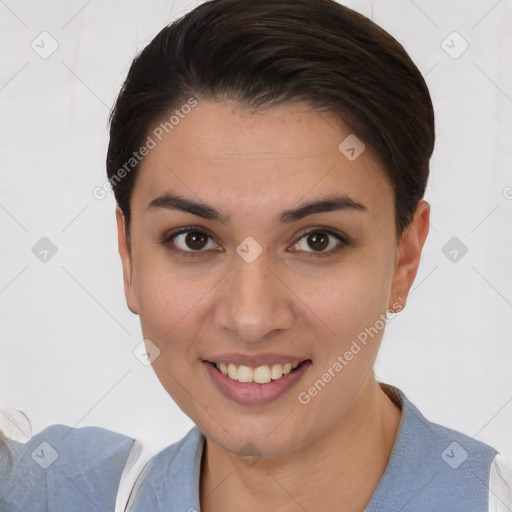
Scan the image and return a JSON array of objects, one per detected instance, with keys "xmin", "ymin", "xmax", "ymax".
[{"xmin": 106, "ymin": 0, "xmax": 435, "ymax": 244}]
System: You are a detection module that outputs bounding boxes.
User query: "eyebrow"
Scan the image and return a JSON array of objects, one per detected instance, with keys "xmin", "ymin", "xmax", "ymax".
[{"xmin": 146, "ymin": 192, "xmax": 367, "ymax": 224}]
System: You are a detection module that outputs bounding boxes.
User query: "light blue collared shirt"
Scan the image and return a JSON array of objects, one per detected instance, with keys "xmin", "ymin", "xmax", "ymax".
[
  {"xmin": 0, "ymin": 385, "xmax": 505, "ymax": 511},
  {"xmin": 126, "ymin": 384, "xmax": 498, "ymax": 512},
  {"xmin": 0, "ymin": 424, "xmax": 135, "ymax": 511}
]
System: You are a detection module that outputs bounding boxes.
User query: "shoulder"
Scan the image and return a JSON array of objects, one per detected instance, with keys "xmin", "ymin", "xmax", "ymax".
[
  {"xmin": 394, "ymin": 386, "xmax": 498, "ymax": 464},
  {"xmin": 377, "ymin": 385, "xmax": 500, "ymax": 511},
  {"xmin": 126, "ymin": 426, "xmax": 204, "ymax": 511},
  {"xmin": 0, "ymin": 423, "xmax": 136, "ymax": 512}
]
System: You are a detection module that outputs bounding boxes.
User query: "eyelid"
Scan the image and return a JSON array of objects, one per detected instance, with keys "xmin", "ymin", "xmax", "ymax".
[
  {"xmin": 294, "ymin": 225, "xmax": 350, "ymax": 245},
  {"xmin": 159, "ymin": 225, "xmax": 221, "ymax": 257},
  {"xmin": 159, "ymin": 225, "xmax": 349, "ymax": 257},
  {"xmin": 291, "ymin": 226, "xmax": 349, "ymax": 257}
]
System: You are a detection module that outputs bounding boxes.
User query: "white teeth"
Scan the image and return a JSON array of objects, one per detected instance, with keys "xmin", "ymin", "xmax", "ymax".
[
  {"xmin": 214, "ymin": 361, "xmax": 303, "ymax": 384},
  {"xmin": 270, "ymin": 363, "xmax": 283, "ymax": 380},
  {"xmin": 227, "ymin": 363, "xmax": 238, "ymax": 379},
  {"xmin": 253, "ymin": 365, "xmax": 271, "ymax": 384},
  {"xmin": 237, "ymin": 365, "xmax": 253, "ymax": 383}
]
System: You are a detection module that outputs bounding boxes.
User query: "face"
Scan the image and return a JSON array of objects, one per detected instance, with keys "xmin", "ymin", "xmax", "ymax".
[{"xmin": 116, "ymin": 100, "xmax": 429, "ymax": 458}]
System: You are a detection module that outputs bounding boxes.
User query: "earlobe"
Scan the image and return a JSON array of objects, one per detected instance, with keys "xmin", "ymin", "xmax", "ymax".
[
  {"xmin": 389, "ymin": 200, "xmax": 430, "ymax": 311},
  {"xmin": 115, "ymin": 206, "xmax": 139, "ymax": 315}
]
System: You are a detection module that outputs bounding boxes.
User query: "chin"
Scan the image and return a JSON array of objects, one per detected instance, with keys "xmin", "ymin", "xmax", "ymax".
[{"xmin": 204, "ymin": 418, "xmax": 306, "ymax": 459}]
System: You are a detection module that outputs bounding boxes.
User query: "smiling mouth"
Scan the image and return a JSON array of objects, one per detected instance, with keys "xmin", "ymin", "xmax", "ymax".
[{"xmin": 205, "ymin": 360, "xmax": 310, "ymax": 384}]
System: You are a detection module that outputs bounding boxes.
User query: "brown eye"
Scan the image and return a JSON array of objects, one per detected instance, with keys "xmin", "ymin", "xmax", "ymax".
[
  {"xmin": 292, "ymin": 228, "xmax": 347, "ymax": 256},
  {"xmin": 183, "ymin": 232, "xmax": 209, "ymax": 250},
  {"xmin": 306, "ymin": 232, "xmax": 329, "ymax": 251},
  {"xmin": 162, "ymin": 228, "xmax": 219, "ymax": 255}
]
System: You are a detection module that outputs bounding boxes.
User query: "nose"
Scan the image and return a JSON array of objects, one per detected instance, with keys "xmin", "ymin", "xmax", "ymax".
[{"xmin": 214, "ymin": 249, "xmax": 295, "ymax": 342}]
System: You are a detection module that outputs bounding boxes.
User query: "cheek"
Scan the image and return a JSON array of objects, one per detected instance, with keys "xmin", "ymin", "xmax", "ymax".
[
  {"xmin": 132, "ymin": 260, "xmax": 209, "ymax": 415},
  {"xmin": 132, "ymin": 241, "xmax": 207, "ymax": 328},
  {"xmin": 287, "ymin": 251, "xmax": 392, "ymax": 335},
  {"xmin": 131, "ymin": 253, "xmax": 200, "ymax": 360},
  {"xmin": 294, "ymin": 262, "xmax": 391, "ymax": 420}
]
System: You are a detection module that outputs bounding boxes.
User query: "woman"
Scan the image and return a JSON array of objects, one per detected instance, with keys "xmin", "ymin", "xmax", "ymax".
[
  {"xmin": 1, "ymin": 1, "xmax": 510, "ymax": 511},
  {"xmin": 104, "ymin": 0, "xmax": 511, "ymax": 511}
]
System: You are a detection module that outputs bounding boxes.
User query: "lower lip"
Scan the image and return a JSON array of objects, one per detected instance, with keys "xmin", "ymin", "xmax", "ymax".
[{"xmin": 203, "ymin": 360, "xmax": 312, "ymax": 405}]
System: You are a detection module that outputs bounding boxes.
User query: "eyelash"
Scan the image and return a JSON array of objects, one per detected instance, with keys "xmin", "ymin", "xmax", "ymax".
[{"xmin": 159, "ymin": 225, "xmax": 349, "ymax": 258}]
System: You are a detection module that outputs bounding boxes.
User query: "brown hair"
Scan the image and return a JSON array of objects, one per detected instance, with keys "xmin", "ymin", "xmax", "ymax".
[{"xmin": 107, "ymin": 0, "xmax": 435, "ymax": 243}]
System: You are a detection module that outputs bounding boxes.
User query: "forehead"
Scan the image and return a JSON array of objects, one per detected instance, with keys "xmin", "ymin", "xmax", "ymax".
[{"xmin": 131, "ymin": 100, "xmax": 392, "ymax": 219}]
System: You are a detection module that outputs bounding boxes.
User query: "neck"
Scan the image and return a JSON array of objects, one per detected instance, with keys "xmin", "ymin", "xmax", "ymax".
[{"xmin": 200, "ymin": 378, "xmax": 402, "ymax": 512}]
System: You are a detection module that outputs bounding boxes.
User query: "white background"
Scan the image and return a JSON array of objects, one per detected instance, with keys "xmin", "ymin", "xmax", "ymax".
[{"xmin": 1, "ymin": 0, "xmax": 511, "ymax": 460}]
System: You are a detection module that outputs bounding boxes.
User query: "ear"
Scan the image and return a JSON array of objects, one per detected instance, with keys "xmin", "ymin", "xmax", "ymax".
[
  {"xmin": 389, "ymin": 199, "xmax": 430, "ymax": 312},
  {"xmin": 115, "ymin": 206, "xmax": 139, "ymax": 315}
]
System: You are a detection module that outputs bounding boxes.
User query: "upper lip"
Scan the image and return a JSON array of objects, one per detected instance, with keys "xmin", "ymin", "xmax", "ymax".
[{"xmin": 203, "ymin": 353, "xmax": 311, "ymax": 367}]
